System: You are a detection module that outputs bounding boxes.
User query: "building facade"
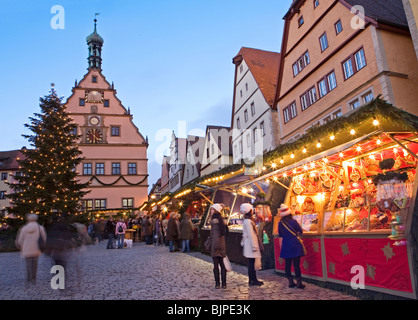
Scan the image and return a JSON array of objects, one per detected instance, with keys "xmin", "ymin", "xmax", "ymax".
[
  {"xmin": 0, "ymin": 149, "xmax": 25, "ymax": 217},
  {"xmin": 231, "ymin": 47, "xmax": 281, "ymax": 164},
  {"xmin": 200, "ymin": 126, "xmax": 233, "ymax": 177},
  {"xmin": 168, "ymin": 132, "xmax": 187, "ymax": 193},
  {"xmin": 274, "ymin": 0, "xmax": 418, "ymax": 143},
  {"xmin": 182, "ymin": 135, "xmax": 205, "ymax": 186},
  {"xmin": 403, "ymin": 0, "xmax": 418, "ymax": 59},
  {"xmin": 65, "ymin": 20, "xmax": 149, "ymax": 213}
]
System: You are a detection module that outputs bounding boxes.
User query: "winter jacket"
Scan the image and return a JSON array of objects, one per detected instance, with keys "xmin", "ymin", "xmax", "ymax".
[
  {"xmin": 144, "ymin": 219, "xmax": 153, "ymax": 236},
  {"xmin": 166, "ymin": 217, "xmax": 179, "ymax": 241},
  {"xmin": 210, "ymin": 216, "xmax": 227, "ymax": 258},
  {"xmin": 179, "ymin": 215, "xmax": 194, "ymax": 240},
  {"xmin": 241, "ymin": 218, "xmax": 262, "ymax": 259},
  {"xmin": 15, "ymin": 222, "xmax": 47, "ymax": 258},
  {"xmin": 278, "ymin": 217, "xmax": 305, "ymax": 259}
]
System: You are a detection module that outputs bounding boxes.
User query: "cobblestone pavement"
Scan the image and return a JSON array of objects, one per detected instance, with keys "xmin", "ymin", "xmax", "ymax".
[{"xmin": 0, "ymin": 241, "xmax": 358, "ymax": 301}]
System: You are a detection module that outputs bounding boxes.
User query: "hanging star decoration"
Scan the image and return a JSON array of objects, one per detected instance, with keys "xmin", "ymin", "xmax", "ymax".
[
  {"xmin": 381, "ymin": 242, "xmax": 395, "ymax": 262},
  {"xmin": 313, "ymin": 241, "xmax": 320, "ymax": 253},
  {"xmin": 303, "ymin": 259, "xmax": 309, "ymax": 270},
  {"xmin": 341, "ymin": 242, "xmax": 350, "ymax": 256},
  {"xmin": 278, "ymin": 257, "xmax": 284, "ymax": 265},
  {"xmin": 366, "ymin": 264, "xmax": 376, "ymax": 281},
  {"xmin": 328, "ymin": 262, "xmax": 336, "ymax": 275}
]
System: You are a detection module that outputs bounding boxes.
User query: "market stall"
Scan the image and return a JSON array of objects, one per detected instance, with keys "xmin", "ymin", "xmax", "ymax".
[
  {"xmin": 198, "ymin": 170, "xmax": 279, "ymax": 267},
  {"xmin": 241, "ymin": 98, "xmax": 418, "ymax": 299}
]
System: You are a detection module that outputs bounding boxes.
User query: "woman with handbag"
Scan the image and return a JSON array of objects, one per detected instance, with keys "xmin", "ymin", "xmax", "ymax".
[
  {"xmin": 241, "ymin": 203, "xmax": 264, "ymax": 287},
  {"xmin": 278, "ymin": 204, "xmax": 306, "ymax": 289},
  {"xmin": 208, "ymin": 204, "xmax": 228, "ymax": 289}
]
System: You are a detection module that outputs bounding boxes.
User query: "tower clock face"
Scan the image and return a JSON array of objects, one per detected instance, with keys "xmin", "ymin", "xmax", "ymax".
[{"xmin": 86, "ymin": 128, "xmax": 103, "ymax": 144}]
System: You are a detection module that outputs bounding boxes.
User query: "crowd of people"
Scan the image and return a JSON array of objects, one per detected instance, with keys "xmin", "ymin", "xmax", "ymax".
[
  {"xmin": 14, "ymin": 203, "xmax": 306, "ymax": 291},
  {"xmin": 86, "ymin": 212, "xmax": 197, "ymax": 252}
]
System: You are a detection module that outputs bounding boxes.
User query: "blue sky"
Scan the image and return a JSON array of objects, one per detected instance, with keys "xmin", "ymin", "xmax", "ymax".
[{"xmin": 0, "ymin": 0, "xmax": 290, "ymax": 190}]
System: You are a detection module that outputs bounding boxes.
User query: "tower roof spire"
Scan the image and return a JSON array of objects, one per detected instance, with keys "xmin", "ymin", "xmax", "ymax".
[{"xmin": 86, "ymin": 15, "xmax": 103, "ymax": 70}]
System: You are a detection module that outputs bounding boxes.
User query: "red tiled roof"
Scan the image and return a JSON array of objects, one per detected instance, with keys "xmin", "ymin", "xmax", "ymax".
[
  {"xmin": 0, "ymin": 149, "xmax": 25, "ymax": 171},
  {"xmin": 233, "ymin": 47, "xmax": 281, "ymax": 107}
]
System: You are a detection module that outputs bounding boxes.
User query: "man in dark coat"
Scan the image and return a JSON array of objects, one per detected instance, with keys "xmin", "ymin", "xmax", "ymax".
[
  {"xmin": 166, "ymin": 212, "xmax": 179, "ymax": 252},
  {"xmin": 105, "ymin": 217, "xmax": 116, "ymax": 249}
]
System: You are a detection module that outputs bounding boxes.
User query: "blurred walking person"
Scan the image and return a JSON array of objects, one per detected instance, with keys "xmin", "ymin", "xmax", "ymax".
[
  {"xmin": 15, "ymin": 213, "xmax": 47, "ymax": 286},
  {"xmin": 115, "ymin": 218, "xmax": 126, "ymax": 249},
  {"xmin": 208, "ymin": 204, "xmax": 228, "ymax": 289}
]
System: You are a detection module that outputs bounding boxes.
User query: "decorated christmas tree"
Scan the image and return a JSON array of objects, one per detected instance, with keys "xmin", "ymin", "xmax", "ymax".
[{"xmin": 7, "ymin": 85, "xmax": 90, "ymax": 226}]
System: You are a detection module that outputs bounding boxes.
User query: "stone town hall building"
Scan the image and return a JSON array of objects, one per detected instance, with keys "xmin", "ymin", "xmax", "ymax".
[{"xmin": 64, "ymin": 20, "xmax": 149, "ymax": 213}]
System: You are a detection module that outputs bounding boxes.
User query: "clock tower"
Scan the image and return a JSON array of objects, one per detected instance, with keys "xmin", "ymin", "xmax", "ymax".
[{"xmin": 65, "ymin": 19, "xmax": 149, "ymax": 215}]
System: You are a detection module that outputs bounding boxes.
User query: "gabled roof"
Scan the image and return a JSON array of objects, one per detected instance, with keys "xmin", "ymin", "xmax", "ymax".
[
  {"xmin": 342, "ymin": 0, "xmax": 408, "ymax": 29},
  {"xmin": 0, "ymin": 149, "xmax": 25, "ymax": 171},
  {"xmin": 233, "ymin": 47, "xmax": 281, "ymax": 107},
  {"xmin": 285, "ymin": 0, "xmax": 408, "ymax": 29}
]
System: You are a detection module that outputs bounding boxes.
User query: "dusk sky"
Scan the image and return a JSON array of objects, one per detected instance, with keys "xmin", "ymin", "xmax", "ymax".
[{"xmin": 0, "ymin": 0, "xmax": 289, "ymax": 190}]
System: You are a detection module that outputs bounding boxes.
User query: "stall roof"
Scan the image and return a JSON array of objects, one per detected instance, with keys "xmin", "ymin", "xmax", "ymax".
[{"xmin": 238, "ymin": 97, "xmax": 418, "ymax": 187}]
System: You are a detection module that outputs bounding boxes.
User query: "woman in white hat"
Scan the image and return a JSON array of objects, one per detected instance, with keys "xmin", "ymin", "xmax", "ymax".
[
  {"xmin": 208, "ymin": 203, "xmax": 228, "ymax": 289},
  {"xmin": 278, "ymin": 204, "xmax": 305, "ymax": 289},
  {"xmin": 240, "ymin": 203, "xmax": 264, "ymax": 286}
]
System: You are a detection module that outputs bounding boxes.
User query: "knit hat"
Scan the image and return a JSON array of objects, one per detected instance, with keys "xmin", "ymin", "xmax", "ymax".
[
  {"xmin": 279, "ymin": 204, "xmax": 291, "ymax": 217},
  {"xmin": 211, "ymin": 203, "xmax": 223, "ymax": 213},
  {"xmin": 240, "ymin": 203, "xmax": 253, "ymax": 214}
]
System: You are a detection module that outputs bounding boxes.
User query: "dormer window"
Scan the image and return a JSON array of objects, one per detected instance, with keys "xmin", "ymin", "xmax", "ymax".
[{"xmin": 92, "ymin": 76, "xmax": 97, "ymax": 83}]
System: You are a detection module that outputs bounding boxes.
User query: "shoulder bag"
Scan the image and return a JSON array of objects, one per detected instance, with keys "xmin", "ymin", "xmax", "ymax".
[{"xmin": 282, "ymin": 222, "xmax": 307, "ymax": 256}]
